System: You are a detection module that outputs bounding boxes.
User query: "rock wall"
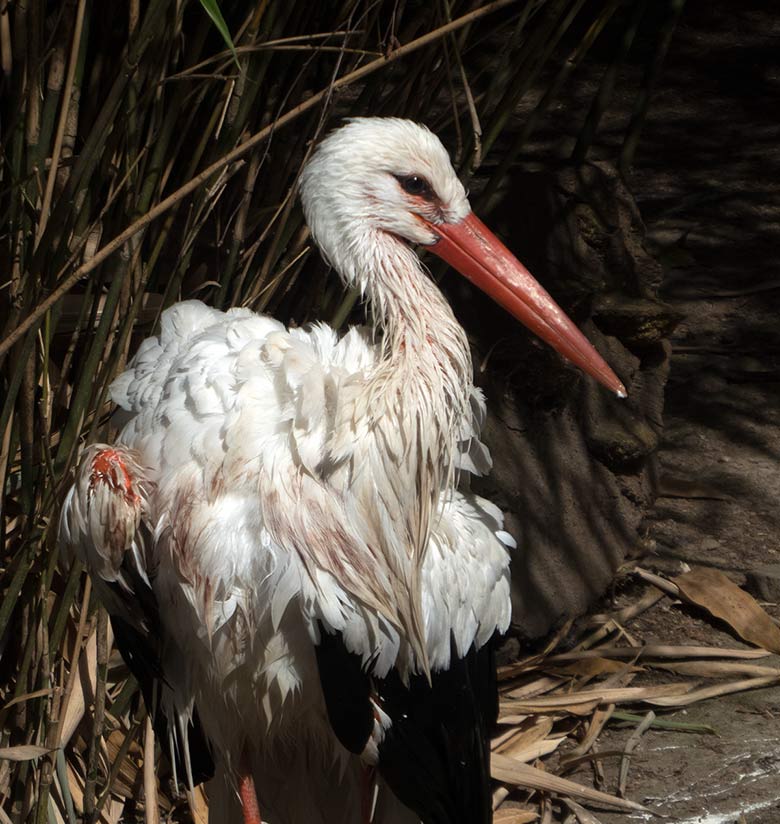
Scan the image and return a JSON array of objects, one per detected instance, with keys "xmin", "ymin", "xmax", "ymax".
[{"xmin": 449, "ymin": 162, "xmax": 678, "ymax": 637}]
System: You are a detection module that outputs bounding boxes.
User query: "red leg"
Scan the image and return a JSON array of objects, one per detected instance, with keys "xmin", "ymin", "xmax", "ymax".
[
  {"xmin": 238, "ymin": 770, "xmax": 262, "ymax": 824},
  {"xmin": 361, "ymin": 766, "xmax": 377, "ymax": 824}
]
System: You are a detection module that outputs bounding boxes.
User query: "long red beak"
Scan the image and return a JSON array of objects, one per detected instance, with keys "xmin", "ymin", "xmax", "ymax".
[{"xmin": 425, "ymin": 212, "xmax": 626, "ymax": 397}]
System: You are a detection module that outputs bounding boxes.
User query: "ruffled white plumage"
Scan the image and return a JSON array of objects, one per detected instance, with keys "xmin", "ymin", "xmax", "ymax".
[
  {"xmin": 111, "ymin": 300, "xmax": 511, "ymax": 665},
  {"xmin": 62, "ymin": 298, "xmax": 511, "ymax": 820}
]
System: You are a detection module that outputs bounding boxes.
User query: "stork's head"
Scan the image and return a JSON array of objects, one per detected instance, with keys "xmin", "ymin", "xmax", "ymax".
[
  {"xmin": 299, "ymin": 117, "xmax": 625, "ymax": 397},
  {"xmin": 300, "ymin": 118, "xmax": 469, "ymax": 249}
]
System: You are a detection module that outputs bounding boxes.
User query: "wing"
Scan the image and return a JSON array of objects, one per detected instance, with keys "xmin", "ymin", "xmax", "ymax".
[
  {"xmin": 109, "ymin": 302, "xmax": 510, "ymax": 673},
  {"xmin": 59, "ymin": 445, "xmax": 153, "ymax": 627},
  {"xmin": 109, "ymin": 302, "xmax": 412, "ymax": 661},
  {"xmin": 59, "ymin": 444, "xmax": 214, "ymax": 787}
]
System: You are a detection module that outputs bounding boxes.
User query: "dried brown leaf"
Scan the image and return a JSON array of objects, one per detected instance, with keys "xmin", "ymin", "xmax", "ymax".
[
  {"xmin": 187, "ymin": 785, "xmax": 210, "ymax": 824},
  {"xmin": 0, "ymin": 744, "xmax": 52, "ymax": 761},
  {"xmin": 496, "ymin": 714, "xmax": 531, "ymax": 726},
  {"xmin": 2, "ymin": 687, "xmax": 54, "ymax": 709},
  {"xmin": 61, "ymin": 623, "xmax": 98, "ymax": 747},
  {"xmin": 490, "ymin": 753, "xmax": 649, "ymax": 813},
  {"xmin": 66, "ymin": 759, "xmax": 85, "ymax": 812},
  {"xmin": 501, "ymin": 698, "xmax": 600, "ymax": 717},
  {"xmin": 652, "ymin": 660, "xmax": 780, "ymax": 678},
  {"xmin": 493, "ymin": 809, "xmax": 539, "ymax": 823},
  {"xmin": 566, "ymin": 705, "xmax": 615, "ymax": 760},
  {"xmin": 105, "ymin": 797, "xmax": 125, "ymax": 824},
  {"xmin": 498, "ymin": 620, "xmax": 575, "ymax": 680},
  {"xmin": 505, "ymin": 676, "xmax": 567, "ymax": 700},
  {"xmin": 105, "ymin": 728, "xmax": 144, "ymax": 799},
  {"xmin": 549, "ymin": 658, "xmax": 635, "ymax": 678},
  {"xmin": 502, "ymin": 682, "xmax": 695, "ymax": 714},
  {"xmin": 674, "ymin": 566, "xmax": 780, "ymax": 653},
  {"xmin": 492, "ymin": 786, "xmax": 510, "ymax": 811},
  {"xmin": 494, "ymin": 717, "xmax": 554, "ymax": 754},
  {"xmin": 561, "ymin": 796, "xmax": 605, "ymax": 823},
  {"xmin": 547, "ymin": 644, "xmax": 769, "ymax": 663},
  {"xmin": 648, "ymin": 674, "xmax": 780, "ymax": 707},
  {"xmin": 502, "ymin": 736, "xmax": 567, "ymax": 764}
]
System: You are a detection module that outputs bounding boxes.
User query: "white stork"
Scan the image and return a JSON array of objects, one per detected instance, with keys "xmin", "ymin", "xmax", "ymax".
[{"xmin": 59, "ymin": 118, "xmax": 624, "ymax": 824}]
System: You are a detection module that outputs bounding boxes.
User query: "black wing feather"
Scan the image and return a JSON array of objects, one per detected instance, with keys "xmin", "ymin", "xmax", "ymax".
[
  {"xmin": 315, "ymin": 625, "xmax": 498, "ymax": 824},
  {"xmin": 106, "ymin": 560, "xmax": 215, "ymax": 786},
  {"xmin": 376, "ymin": 641, "xmax": 496, "ymax": 824},
  {"xmin": 315, "ymin": 626, "xmax": 375, "ymax": 753}
]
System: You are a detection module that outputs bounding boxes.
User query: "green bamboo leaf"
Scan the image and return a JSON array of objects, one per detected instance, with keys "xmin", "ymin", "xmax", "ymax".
[
  {"xmin": 610, "ymin": 711, "xmax": 717, "ymax": 735},
  {"xmin": 198, "ymin": 0, "xmax": 239, "ymax": 67}
]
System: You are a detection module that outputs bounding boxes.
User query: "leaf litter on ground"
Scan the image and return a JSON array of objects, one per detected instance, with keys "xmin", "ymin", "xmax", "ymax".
[{"xmin": 491, "ymin": 568, "xmax": 780, "ymax": 821}]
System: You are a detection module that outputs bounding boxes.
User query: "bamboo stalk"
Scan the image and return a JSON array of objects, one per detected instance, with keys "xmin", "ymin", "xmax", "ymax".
[
  {"xmin": 54, "ymin": 258, "xmax": 131, "ymax": 472},
  {"xmin": 1, "ymin": 0, "xmax": 520, "ymax": 358},
  {"xmin": 480, "ymin": 0, "xmax": 621, "ymax": 192},
  {"xmin": 0, "ymin": 2, "xmax": 10, "ymax": 77},
  {"xmin": 34, "ymin": 0, "xmax": 86, "ymax": 249},
  {"xmin": 83, "ymin": 609, "xmax": 108, "ymax": 822},
  {"xmin": 481, "ymin": 0, "xmax": 572, "ymax": 160},
  {"xmin": 33, "ymin": 592, "xmax": 59, "ymax": 824},
  {"xmin": 619, "ymin": 0, "xmax": 687, "ymax": 174},
  {"xmin": 29, "ymin": 0, "xmax": 171, "ymax": 273},
  {"xmin": 0, "ymin": 537, "xmax": 37, "ymax": 647},
  {"xmin": 571, "ymin": 0, "xmax": 647, "ymax": 163},
  {"xmin": 142, "ymin": 717, "xmax": 159, "ymax": 824}
]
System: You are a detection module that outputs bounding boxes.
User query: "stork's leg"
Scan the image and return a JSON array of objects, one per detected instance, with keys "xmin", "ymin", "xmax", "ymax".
[
  {"xmin": 238, "ymin": 770, "xmax": 262, "ymax": 824},
  {"xmin": 361, "ymin": 766, "xmax": 376, "ymax": 824},
  {"xmin": 237, "ymin": 749, "xmax": 262, "ymax": 824}
]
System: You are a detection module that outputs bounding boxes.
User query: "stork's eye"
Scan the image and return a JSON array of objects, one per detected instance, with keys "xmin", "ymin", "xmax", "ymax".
[{"xmin": 395, "ymin": 174, "xmax": 433, "ymax": 199}]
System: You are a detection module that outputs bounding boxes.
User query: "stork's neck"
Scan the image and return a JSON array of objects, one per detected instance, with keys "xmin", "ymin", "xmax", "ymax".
[
  {"xmin": 327, "ymin": 230, "xmax": 478, "ymax": 668},
  {"xmin": 363, "ymin": 231, "xmax": 473, "ymax": 431},
  {"xmin": 356, "ymin": 233, "xmax": 477, "ymax": 667},
  {"xmin": 343, "ymin": 229, "xmax": 475, "ymax": 572}
]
